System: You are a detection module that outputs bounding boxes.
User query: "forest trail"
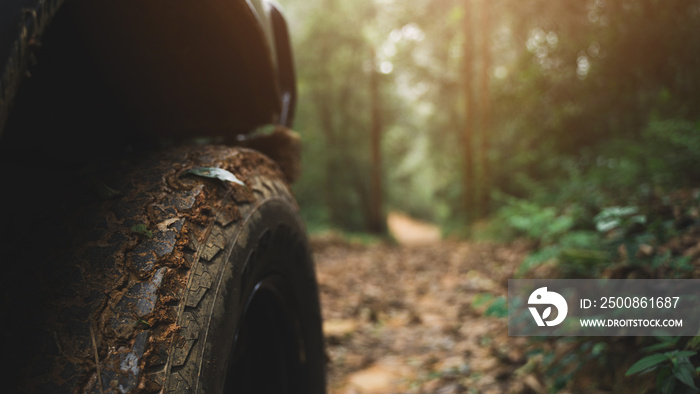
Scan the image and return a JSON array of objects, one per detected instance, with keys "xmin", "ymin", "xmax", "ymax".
[
  {"xmin": 312, "ymin": 216, "xmax": 537, "ymax": 393},
  {"xmin": 387, "ymin": 212, "xmax": 442, "ymax": 245}
]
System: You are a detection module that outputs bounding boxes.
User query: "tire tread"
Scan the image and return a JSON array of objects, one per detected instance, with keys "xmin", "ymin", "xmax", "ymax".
[{"xmin": 11, "ymin": 146, "xmax": 291, "ymax": 393}]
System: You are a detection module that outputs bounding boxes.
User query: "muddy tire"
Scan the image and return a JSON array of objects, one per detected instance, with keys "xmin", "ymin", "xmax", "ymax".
[{"xmin": 5, "ymin": 146, "xmax": 326, "ymax": 393}]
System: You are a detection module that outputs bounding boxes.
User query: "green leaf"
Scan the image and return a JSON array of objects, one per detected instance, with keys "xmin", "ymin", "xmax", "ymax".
[
  {"xmin": 484, "ymin": 297, "xmax": 508, "ymax": 318},
  {"xmin": 641, "ymin": 337, "xmax": 679, "ymax": 353},
  {"xmin": 516, "ymin": 246, "xmax": 561, "ymax": 276},
  {"xmin": 135, "ymin": 319, "xmax": 152, "ymax": 328},
  {"xmin": 659, "ymin": 370, "xmax": 676, "ymax": 394},
  {"xmin": 594, "ymin": 206, "xmax": 640, "ymax": 232},
  {"xmin": 592, "ymin": 342, "xmax": 607, "ymax": 357},
  {"xmin": 673, "ymin": 350, "xmax": 697, "ymax": 359},
  {"xmin": 185, "ymin": 167, "xmax": 245, "ymax": 186},
  {"xmin": 625, "ymin": 353, "xmax": 670, "ymax": 376},
  {"xmin": 672, "ymin": 359, "xmax": 699, "ymax": 391},
  {"xmin": 471, "ymin": 293, "xmax": 493, "ymax": 308},
  {"xmin": 657, "ymin": 367, "xmax": 673, "ymax": 392},
  {"xmin": 130, "ymin": 224, "xmax": 153, "ymax": 238}
]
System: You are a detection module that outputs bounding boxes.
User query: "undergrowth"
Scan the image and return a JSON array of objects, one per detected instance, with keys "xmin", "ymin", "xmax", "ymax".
[{"xmin": 485, "ymin": 120, "xmax": 700, "ymax": 393}]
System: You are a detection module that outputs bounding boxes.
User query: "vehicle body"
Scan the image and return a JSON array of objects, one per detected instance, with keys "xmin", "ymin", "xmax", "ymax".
[
  {"xmin": 0, "ymin": 1, "xmax": 325, "ymax": 392},
  {"xmin": 1, "ymin": 0, "xmax": 296, "ymax": 139}
]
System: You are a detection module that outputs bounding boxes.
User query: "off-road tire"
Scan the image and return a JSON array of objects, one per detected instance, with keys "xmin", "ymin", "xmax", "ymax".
[{"xmin": 5, "ymin": 145, "xmax": 326, "ymax": 393}]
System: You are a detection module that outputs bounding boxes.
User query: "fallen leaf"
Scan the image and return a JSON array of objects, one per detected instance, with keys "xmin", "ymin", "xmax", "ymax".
[
  {"xmin": 156, "ymin": 218, "xmax": 181, "ymax": 232},
  {"xmin": 323, "ymin": 319, "xmax": 357, "ymax": 337},
  {"xmin": 185, "ymin": 167, "xmax": 245, "ymax": 186},
  {"xmin": 131, "ymin": 224, "xmax": 153, "ymax": 238}
]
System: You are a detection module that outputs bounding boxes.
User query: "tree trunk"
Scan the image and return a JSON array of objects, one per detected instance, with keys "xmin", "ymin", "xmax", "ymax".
[
  {"xmin": 314, "ymin": 91, "xmax": 341, "ymax": 226},
  {"xmin": 368, "ymin": 48, "xmax": 385, "ymax": 233},
  {"xmin": 462, "ymin": 0, "xmax": 476, "ymax": 221},
  {"xmin": 478, "ymin": 0, "xmax": 492, "ymax": 215}
]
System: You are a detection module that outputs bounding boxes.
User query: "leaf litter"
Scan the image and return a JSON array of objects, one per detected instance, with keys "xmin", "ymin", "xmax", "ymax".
[
  {"xmin": 311, "ymin": 227, "xmax": 535, "ymax": 393},
  {"xmin": 184, "ymin": 167, "xmax": 246, "ymax": 186}
]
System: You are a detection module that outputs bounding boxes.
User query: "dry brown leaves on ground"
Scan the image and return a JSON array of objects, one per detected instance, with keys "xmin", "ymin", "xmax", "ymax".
[{"xmin": 311, "ymin": 226, "xmax": 536, "ymax": 393}]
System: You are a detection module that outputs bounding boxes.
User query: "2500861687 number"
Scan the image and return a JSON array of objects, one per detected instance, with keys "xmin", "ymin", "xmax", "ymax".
[{"xmin": 599, "ymin": 296, "xmax": 680, "ymax": 309}]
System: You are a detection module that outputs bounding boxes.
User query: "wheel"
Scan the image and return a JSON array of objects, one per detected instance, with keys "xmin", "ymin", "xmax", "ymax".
[{"xmin": 6, "ymin": 145, "xmax": 326, "ymax": 393}]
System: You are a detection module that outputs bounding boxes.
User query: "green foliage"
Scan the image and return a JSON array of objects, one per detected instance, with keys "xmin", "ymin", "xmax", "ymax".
[
  {"xmin": 621, "ymin": 337, "xmax": 700, "ymax": 393},
  {"xmin": 501, "ymin": 146, "xmax": 700, "ymax": 390},
  {"xmin": 287, "ymin": 0, "xmax": 700, "ymax": 235},
  {"xmin": 484, "ymin": 297, "xmax": 508, "ymax": 318},
  {"xmin": 556, "ymin": 231, "xmax": 608, "ymax": 276},
  {"xmin": 507, "ymin": 179, "xmax": 700, "ymax": 390},
  {"xmin": 130, "ymin": 224, "xmax": 153, "ymax": 238},
  {"xmin": 626, "ymin": 350, "xmax": 699, "ymax": 393},
  {"xmin": 493, "ymin": 194, "xmax": 575, "ymax": 243},
  {"xmin": 523, "ymin": 339, "xmax": 611, "ymax": 392},
  {"xmin": 516, "ymin": 246, "xmax": 559, "ymax": 277},
  {"xmin": 641, "ymin": 337, "xmax": 681, "ymax": 354},
  {"xmin": 298, "ymin": 204, "xmax": 331, "ymax": 235},
  {"xmin": 626, "ymin": 353, "xmax": 674, "ymax": 376},
  {"xmin": 135, "ymin": 319, "xmax": 152, "ymax": 329},
  {"xmin": 594, "ymin": 206, "xmax": 645, "ymax": 233},
  {"xmin": 471, "ymin": 293, "xmax": 508, "ymax": 318},
  {"xmin": 641, "ymin": 120, "xmax": 700, "ymax": 189},
  {"xmin": 491, "ymin": 194, "xmax": 612, "ymax": 277}
]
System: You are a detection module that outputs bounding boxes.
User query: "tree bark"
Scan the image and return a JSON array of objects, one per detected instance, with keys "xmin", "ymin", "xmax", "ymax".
[
  {"xmin": 462, "ymin": 0, "xmax": 476, "ymax": 221},
  {"xmin": 478, "ymin": 0, "xmax": 492, "ymax": 215},
  {"xmin": 368, "ymin": 48, "xmax": 385, "ymax": 233},
  {"xmin": 314, "ymin": 91, "xmax": 341, "ymax": 226}
]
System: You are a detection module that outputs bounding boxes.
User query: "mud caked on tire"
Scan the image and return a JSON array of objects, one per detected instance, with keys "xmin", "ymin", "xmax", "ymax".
[{"xmin": 6, "ymin": 146, "xmax": 326, "ymax": 393}]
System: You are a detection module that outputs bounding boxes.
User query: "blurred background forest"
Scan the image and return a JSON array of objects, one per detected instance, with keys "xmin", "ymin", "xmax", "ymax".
[
  {"xmin": 281, "ymin": 0, "xmax": 700, "ymax": 237},
  {"xmin": 281, "ymin": 0, "xmax": 700, "ymax": 391}
]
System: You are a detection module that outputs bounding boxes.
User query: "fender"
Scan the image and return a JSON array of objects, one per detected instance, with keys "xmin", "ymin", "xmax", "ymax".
[
  {"xmin": 0, "ymin": 0, "xmax": 297, "ymax": 139},
  {"xmin": 0, "ymin": 0, "xmax": 63, "ymax": 138}
]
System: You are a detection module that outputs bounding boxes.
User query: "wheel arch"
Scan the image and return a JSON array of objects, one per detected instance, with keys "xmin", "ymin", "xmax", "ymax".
[{"xmin": 0, "ymin": 0, "xmax": 297, "ymax": 142}]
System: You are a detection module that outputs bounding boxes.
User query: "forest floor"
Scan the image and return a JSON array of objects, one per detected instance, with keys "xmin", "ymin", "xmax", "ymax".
[{"xmin": 312, "ymin": 213, "xmax": 540, "ymax": 393}]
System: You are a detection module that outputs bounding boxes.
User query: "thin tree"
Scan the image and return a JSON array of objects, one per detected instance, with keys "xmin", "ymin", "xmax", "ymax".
[
  {"xmin": 462, "ymin": 0, "xmax": 477, "ymax": 221},
  {"xmin": 368, "ymin": 47, "xmax": 386, "ymax": 233},
  {"xmin": 478, "ymin": 0, "xmax": 492, "ymax": 215}
]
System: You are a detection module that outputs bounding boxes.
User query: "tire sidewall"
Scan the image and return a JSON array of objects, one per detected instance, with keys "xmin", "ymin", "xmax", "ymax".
[{"xmin": 193, "ymin": 193, "xmax": 325, "ymax": 393}]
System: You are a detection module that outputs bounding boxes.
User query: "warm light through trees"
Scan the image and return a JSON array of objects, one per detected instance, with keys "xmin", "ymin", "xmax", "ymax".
[{"xmin": 285, "ymin": 0, "xmax": 700, "ymax": 232}]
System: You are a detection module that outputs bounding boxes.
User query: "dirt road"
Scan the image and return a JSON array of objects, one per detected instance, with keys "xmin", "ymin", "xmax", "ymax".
[{"xmin": 312, "ymin": 214, "xmax": 536, "ymax": 393}]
